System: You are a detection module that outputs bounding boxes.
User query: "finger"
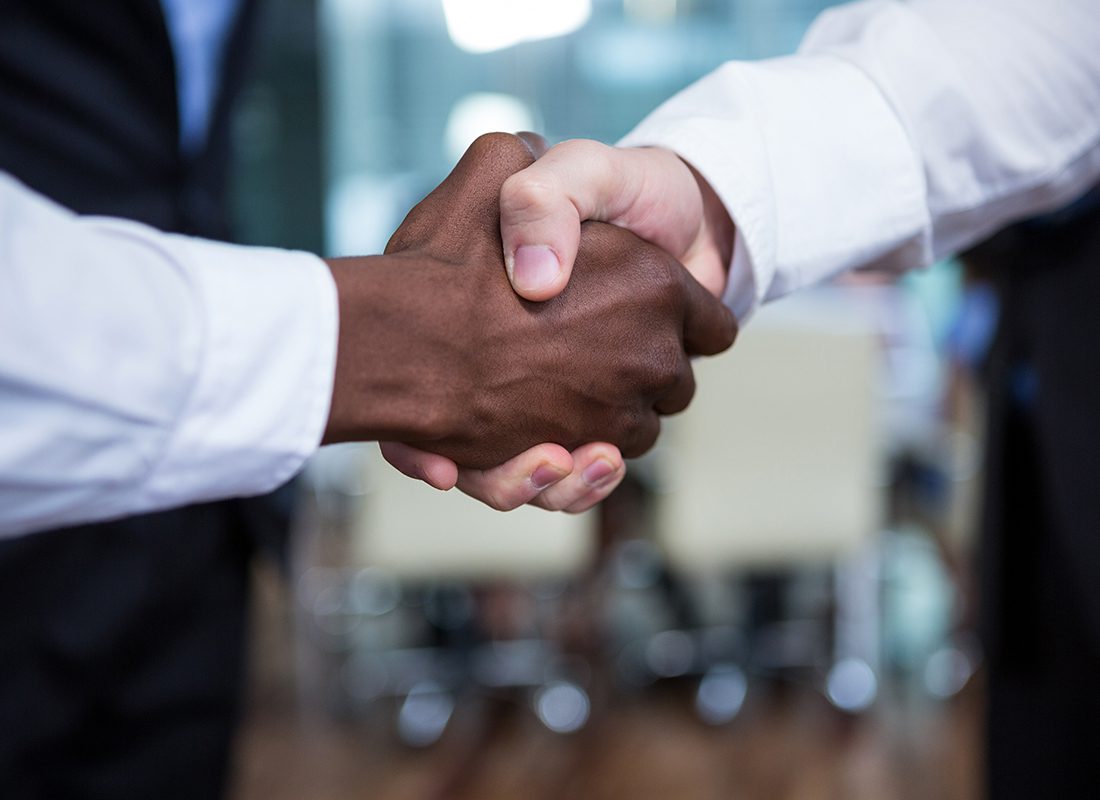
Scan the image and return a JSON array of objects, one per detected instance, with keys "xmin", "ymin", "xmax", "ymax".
[
  {"xmin": 653, "ymin": 359, "xmax": 697, "ymax": 416},
  {"xmin": 678, "ymin": 265, "xmax": 739, "ymax": 356},
  {"xmin": 500, "ymin": 139, "xmax": 636, "ymax": 301},
  {"xmin": 620, "ymin": 411, "xmax": 662, "ymax": 460},
  {"xmin": 564, "ymin": 478, "xmax": 623, "ymax": 514},
  {"xmin": 454, "ymin": 443, "xmax": 574, "ymax": 512},
  {"xmin": 380, "ymin": 442, "xmax": 459, "ymax": 491},
  {"xmin": 515, "ymin": 131, "xmax": 550, "ymax": 159},
  {"xmin": 530, "ymin": 443, "xmax": 626, "ymax": 512}
]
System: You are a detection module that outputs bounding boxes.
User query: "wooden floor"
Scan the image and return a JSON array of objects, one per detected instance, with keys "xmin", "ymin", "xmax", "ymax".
[
  {"xmin": 228, "ymin": 570, "xmax": 983, "ymax": 800},
  {"xmin": 230, "ymin": 687, "xmax": 982, "ymax": 800}
]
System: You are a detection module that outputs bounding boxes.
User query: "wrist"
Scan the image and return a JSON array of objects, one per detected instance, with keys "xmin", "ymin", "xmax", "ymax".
[
  {"xmin": 322, "ymin": 254, "xmax": 463, "ymax": 445},
  {"xmin": 688, "ymin": 161, "xmax": 735, "ymax": 268},
  {"xmin": 675, "ymin": 155, "xmax": 735, "ymax": 298}
]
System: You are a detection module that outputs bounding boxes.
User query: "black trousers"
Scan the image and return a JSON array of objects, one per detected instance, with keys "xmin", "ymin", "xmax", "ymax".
[
  {"xmin": 984, "ymin": 398, "xmax": 1100, "ymax": 798},
  {"xmin": 0, "ymin": 502, "xmax": 255, "ymax": 799}
]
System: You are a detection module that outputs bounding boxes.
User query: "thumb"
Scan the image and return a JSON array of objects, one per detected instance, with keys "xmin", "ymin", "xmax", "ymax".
[
  {"xmin": 500, "ymin": 139, "xmax": 636, "ymax": 301},
  {"xmin": 500, "ymin": 140, "xmax": 707, "ymax": 302},
  {"xmin": 500, "ymin": 173, "xmax": 580, "ymax": 302}
]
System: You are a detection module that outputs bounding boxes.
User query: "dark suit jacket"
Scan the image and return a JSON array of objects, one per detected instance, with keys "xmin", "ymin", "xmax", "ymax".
[
  {"xmin": 0, "ymin": 3, "xmax": 283, "ymax": 799},
  {"xmin": 0, "ymin": 0, "xmax": 259, "ymax": 236},
  {"xmin": 977, "ymin": 192, "xmax": 1100, "ymax": 797},
  {"xmin": 980, "ymin": 195, "xmax": 1100, "ymax": 664}
]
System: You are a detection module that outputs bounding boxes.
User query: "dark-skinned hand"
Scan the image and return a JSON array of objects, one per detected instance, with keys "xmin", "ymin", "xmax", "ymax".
[{"xmin": 323, "ymin": 133, "xmax": 736, "ymax": 470}]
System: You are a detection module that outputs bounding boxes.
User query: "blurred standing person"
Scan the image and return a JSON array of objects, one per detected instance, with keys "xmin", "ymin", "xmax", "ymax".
[
  {"xmin": 965, "ymin": 189, "xmax": 1100, "ymax": 798},
  {"xmin": 0, "ymin": 3, "xmax": 643, "ymax": 796},
  {"xmin": 0, "ymin": 2, "xmax": 286, "ymax": 797}
]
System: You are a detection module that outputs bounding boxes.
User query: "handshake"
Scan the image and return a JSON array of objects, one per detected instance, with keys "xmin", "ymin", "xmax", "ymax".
[{"xmin": 322, "ymin": 133, "xmax": 738, "ymax": 512}]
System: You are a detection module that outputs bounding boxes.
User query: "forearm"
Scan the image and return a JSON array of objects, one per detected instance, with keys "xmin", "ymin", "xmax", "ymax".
[{"xmin": 802, "ymin": 0, "xmax": 1100, "ymax": 257}]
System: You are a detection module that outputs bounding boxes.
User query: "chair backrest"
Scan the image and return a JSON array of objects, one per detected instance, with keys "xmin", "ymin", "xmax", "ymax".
[
  {"xmin": 655, "ymin": 292, "xmax": 883, "ymax": 571},
  {"xmin": 350, "ymin": 448, "xmax": 595, "ymax": 581}
]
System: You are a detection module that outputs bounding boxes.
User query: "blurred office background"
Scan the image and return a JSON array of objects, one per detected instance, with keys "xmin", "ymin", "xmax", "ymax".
[{"xmin": 228, "ymin": 1, "xmax": 986, "ymax": 797}]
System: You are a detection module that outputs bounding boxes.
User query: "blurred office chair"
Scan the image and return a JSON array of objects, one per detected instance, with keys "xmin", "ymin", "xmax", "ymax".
[
  {"xmin": 352, "ymin": 450, "xmax": 594, "ymax": 581},
  {"xmin": 299, "ymin": 447, "xmax": 597, "ymax": 745},
  {"xmin": 637, "ymin": 291, "xmax": 885, "ymax": 721}
]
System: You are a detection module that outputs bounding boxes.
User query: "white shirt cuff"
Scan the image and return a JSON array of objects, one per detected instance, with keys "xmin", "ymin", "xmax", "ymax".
[
  {"xmin": 99, "ymin": 226, "xmax": 339, "ymax": 509},
  {"xmin": 619, "ymin": 54, "xmax": 930, "ymax": 321}
]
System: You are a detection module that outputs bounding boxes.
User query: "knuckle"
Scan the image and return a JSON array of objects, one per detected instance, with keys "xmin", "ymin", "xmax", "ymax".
[
  {"xmin": 643, "ymin": 251, "xmax": 683, "ymax": 301},
  {"xmin": 483, "ymin": 487, "xmax": 520, "ymax": 512},
  {"xmin": 557, "ymin": 138, "xmax": 607, "ymax": 162},
  {"xmin": 566, "ymin": 498, "xmax": 597, "ymax": 514},
  {"xmin": 651, "ymin": 342, "xmax": 685, "ymax": 390},
  {"xmin": 699, "ymin": 310, "xmax": 737, "ymax": 356},
  {"xmin": 653, "ymin": 371, "xmax": 679, "ymax": 397},
  {"xmin": 537, "ymin": 493, "xmax": 571, "ymax": 512},
  {"xmin": 619, "ymin": 410, "xmax": 661, "ymax": 459},
  {"xmin": 681, "ymin": 373, "xmax": 698, "ymax": 407},
  {"xmin": 465, "ymin": 133, "xmax": 536, "ymax": 178},
  {"xmin": 661, "ymin": 374, "xmax": 696, "ymax": 415},
  {"xmin": 722, "ymin": 314, "xmax": 739, "ymax": 350},
  {"xmin": 470, "ymin": 131, "xmax": 528, "ymax": 160},
  {"xmin": 515, "ymin": 131, "xmax": 550, "ymax": 157},
  {"xmin": 501, "ymin": 172, "xmax": 559, "ymax": 221}
]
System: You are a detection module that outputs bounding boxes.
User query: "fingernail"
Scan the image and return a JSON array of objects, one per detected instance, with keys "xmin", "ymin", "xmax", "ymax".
[
  {"xmin": 512, "ymin": 245, "xmax": 560, "ymax": 294},
  {"xmin": 582, "ymin": 458, "xmax": 617, "ymax": 488},
  {"xmin": 531, "ymin": 463, "xmax": 565, "ymax": 491}
]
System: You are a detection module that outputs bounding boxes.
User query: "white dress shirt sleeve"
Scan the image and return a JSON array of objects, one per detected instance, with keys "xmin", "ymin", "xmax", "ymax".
[
  {"xmin": 619, "ymin": 0, "xmax": 1100, "ymax": 321},
  {"xmin": 0, "ymin": 173, "xmax": 338, "ymax": 537}
]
